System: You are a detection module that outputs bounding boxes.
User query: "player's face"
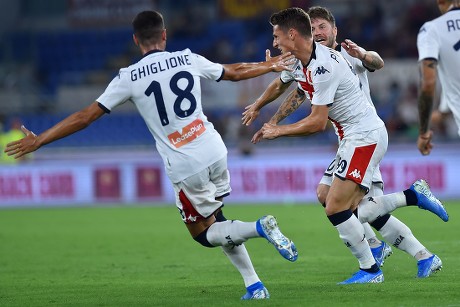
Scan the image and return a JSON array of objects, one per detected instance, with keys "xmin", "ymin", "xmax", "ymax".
[
  {"xmin": 272, "ymin": 25, "xmax": 293, "ymax": 54},
  {"xmin": 311, "ymin": 18, "xmax": 337, "ymax": 48}
]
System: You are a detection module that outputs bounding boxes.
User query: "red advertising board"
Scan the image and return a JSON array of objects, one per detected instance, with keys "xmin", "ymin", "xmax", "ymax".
[
  {"xmin": 136, "ymin": 166, "xmax": 163, "ymax": 199},
  {"xmin": 94, "ymin": 167, "xmax": 121, "ymax": 201}
]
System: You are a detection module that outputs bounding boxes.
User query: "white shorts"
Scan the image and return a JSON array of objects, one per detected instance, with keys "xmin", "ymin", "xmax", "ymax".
[
  {"xmin": 319, "ymin": 162, "xmax": 384, "ymax": 194},
  {"xmin": 325, "ymin": 127, "xmax": 388, "ymax": 193},
  {"xmin": 172, "ymin": 157, "xmax": 232, "ymax": 224}
]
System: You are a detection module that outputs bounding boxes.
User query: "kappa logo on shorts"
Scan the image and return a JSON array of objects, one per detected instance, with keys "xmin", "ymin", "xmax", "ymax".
[
  {"xmin": 348, "ymin": 169, "xmax": 362, "ymax": 179},
  {"xmin": 168, "ymin": 118, "xmax": 206, "ymax": 148}
]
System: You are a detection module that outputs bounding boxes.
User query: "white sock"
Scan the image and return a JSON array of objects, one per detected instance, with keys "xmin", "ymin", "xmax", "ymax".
[
  {"xmin": 206, "ymin": 220, "xmax": 259, "ymax": 247},
  {"xmin": 357, "ymin": 192, "xmax": 407, "ymax": 223},
  {"xmin": 378, "ymin": 215, "xmax": 431, "ymax": 259},
  {"xmin": 221, "ymin": 244, "xmax": 260, "ymax": 287},
  {"xmin": 335, "ymin": 214, "xmax": 376, "ymax": 269},
  {"xmin": 362, "ymin": 222, "xmax": 381, "ymax": 248}
]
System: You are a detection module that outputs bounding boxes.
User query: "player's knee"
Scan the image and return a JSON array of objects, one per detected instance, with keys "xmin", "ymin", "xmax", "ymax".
[{"xmin": 193, "ymin": 227, "xmax": 215, "ymax": 248}]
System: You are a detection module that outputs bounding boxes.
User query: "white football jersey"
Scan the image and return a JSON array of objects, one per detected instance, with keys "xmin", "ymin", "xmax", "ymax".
[
  {"xmin": 337, "ymin": 45, "xmax": 373, "ymax": 104},
  {"xmin": 281, "ymin": 43, "xmax": 384, "ymax": 139},
  {"xmin": 282, "ymin": 45, "xmax": 373, "ymax": 104},
  {"xmin": 97, "ymin": 49, "xmax": 227, "ymax": 183},
  {"xmin": 417, "ymin": 7, "xmax": 460, "ymax": 135}
]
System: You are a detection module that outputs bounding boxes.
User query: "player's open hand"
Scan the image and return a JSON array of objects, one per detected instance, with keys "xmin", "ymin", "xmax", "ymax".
[
  {"xmin": 267, "ymin": 52, "xmax": 295, "ymax": 72},
  {"xmin": 261, "ymin": 123, "xmax": 281, "ymax": 140},
  {"xmin": 242, "ymin": 103, "xmax": 260, "ymax": 126},
  {"xmin": 341, "ymin": 39, "xmax": 365, "ymax": 60},
  {"xmin": 265, "ymin": 49, "xmax": 272, "ymax": 61},
  {"xmin": 4, "ymin": 125, "xmax": 39, "ymax": 159},
  {"xmin": 251, "ymin": 127, "xmax": 264, "ymax": 144},
  {"xmin": 417, "ymin": 130, "xmax": 433, "ymax": 156}
]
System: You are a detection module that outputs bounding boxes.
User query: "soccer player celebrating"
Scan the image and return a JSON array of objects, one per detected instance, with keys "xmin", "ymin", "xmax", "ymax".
[
  {"xmin": 4, "ymin": 10, "xmax": 298, "ymax": 300},
  {"xmin": 243, "ymin": 6, "xmax": 444, "ymax": 279},
  {"xmin": 417, "ymin": 0, "xmax": 460, "ymax": 155},
  {"xmin": 256, "ymin": 7, "xmax": 448, "ymax": 284}
]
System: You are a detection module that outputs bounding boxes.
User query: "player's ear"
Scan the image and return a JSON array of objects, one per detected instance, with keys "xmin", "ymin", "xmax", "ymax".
[
  {"xmin": 162, "ymin": 29, "xmax": 167, "ymax": 41},
  {"xmin": 133, "ymin": 34, "xmax": 139, "ymax": 46}
]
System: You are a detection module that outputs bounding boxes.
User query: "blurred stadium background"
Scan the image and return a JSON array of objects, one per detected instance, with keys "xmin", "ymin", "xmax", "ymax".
[{"xmin": 0, "ymin": 0, "xmax": 458, "ymax": 207}]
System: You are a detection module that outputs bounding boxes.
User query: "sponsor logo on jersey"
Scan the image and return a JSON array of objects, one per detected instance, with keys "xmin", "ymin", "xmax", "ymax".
[
  {"xmin": 293, "ymin": 65, "xmax": 305, "ymax": 80},
  {"xmin": 314, "ymin": 66, "xmax": 330, "ymax": 76},
  {"xmin": 168, "ymin": 118, "xmax": 206, "ymax": 148}
]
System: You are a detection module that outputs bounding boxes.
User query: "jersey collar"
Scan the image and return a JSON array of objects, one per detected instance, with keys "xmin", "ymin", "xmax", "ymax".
[
  {"xmin": 334, "ymin": 44, "xmax": 341, "ymax": 52},
  {"xmin": 303, "ymin": 41, "xmax": 317, "ymax": 67},
  {"xmin": 143, "ymin": 49, "xmax": 164, "ymax": 58}
]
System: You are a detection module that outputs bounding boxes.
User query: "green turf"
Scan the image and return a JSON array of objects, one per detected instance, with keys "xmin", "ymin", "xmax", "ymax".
[{"xmin": 0, "ymin": 202, "xmax": 459, "ymax": 306}]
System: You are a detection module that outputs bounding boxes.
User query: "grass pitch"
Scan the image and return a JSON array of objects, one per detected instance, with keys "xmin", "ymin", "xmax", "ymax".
[{"xmin": 0, "ymin": 202, "xmax": 459, "ymax": 306}]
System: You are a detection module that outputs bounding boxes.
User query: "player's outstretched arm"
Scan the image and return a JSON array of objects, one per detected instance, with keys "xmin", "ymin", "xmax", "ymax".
[
  {"xmin": 268, "ymin": 88, "xmax": 306, "ymax": 126},
  {"xmin": 4, "ymin": 102, "xmax": 105, "ymax": 159},
  {"xmin": 242, "ymin": 77, "xmax": 292, "ymax": 126},
  {"xmin": 221, "ymin": 52, "xmax": 294, "ymax": 81},
  {"xmin": 251, "ymin": 88, "xmax": 306, "ymax": 144},
  {"xmin": 341, "ymin": 39, "xmax": 384, "ymax": 71},
  {"xmin": 261, "ymin": 104, "xmax": 328, "ymax": 140},
  {"xmin": 417, "ymin": 58, "xmax": 438, "ymax": 155}
]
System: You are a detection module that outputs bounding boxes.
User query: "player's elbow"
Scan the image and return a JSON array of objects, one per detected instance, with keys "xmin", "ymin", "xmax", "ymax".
[
  {"xmin": 225, "ymin": 73, "xmax": 242, "ymax": 82},
  {"xmin": 313, "ymin": 117, "xmax": 328, "ymax": 132},
  {"xmin": 222, "ymin": 65, "xmax": 245, "ymax": 81},
  {"xmin": 315, "ymin": 122, "xmax": 328, "ymax": 132},
  {"xmin": 420, "ymin": 79, "xmax": 436, "ymax": 94},
  {"xmin": 302, "ymin": 120, "xmax": 327, "ymax": 134}
]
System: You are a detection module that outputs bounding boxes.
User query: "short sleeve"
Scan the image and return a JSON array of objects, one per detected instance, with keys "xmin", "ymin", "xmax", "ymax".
[
  {"xmin": 280, "ymin": 70, "xmax": 295, "ymax": 83},
  {"xmin": 417, "ymin": 21, "xmax": 439, "ymax": 61},
  {"xmin": 191, "ymin": 53, "xmax": 224, "ymax": 81},
  {"xmin": 310, "ymin": 62, "xmax": 337, "ymax": 106},
  {"xmin": 96, "ymin": 69, "xmax": 132, "ymax": 111}
]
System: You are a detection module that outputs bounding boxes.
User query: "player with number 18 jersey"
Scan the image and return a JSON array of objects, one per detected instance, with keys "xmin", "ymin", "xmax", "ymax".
[{"xmin": 97, "ymin": 49, "xmax": 226, "ymax": 183}]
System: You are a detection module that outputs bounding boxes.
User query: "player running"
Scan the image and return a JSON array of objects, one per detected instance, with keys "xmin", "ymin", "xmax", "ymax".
[
  {"xmin": 4, "ymin": 10, "xmax": 298, "ymax": 300},
  {"xmin": 256, "ymin": 7, "xmax": 448, "ymax": 284},
  {"xmin": 243, "ymin": 6, "xmax": 444, "ymax": 279}
]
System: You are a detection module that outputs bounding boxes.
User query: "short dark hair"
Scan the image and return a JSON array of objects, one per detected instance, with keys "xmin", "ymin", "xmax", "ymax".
[
  {"xmin": 270, "ymin": 7, "xmax": 311, "ymax": 37},
  {"xmin": 307, "ymin": 6, "xmax": 336, "ymax": 27},
  {"xmin": 132, "ymin": 11, "xmax": 164, "ymax": 45}
]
